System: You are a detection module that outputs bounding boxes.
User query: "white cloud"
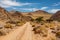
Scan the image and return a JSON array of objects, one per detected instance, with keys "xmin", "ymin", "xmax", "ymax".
[
  {"xmin": 0, "ymin": 4, "xmax": 10, "ymax": 8},
  {"xmin": 0, "ymin": 0, "xmax": 31, "ymax": 8},
  {"xmin": 40, "ymin": 7, "xmax": 48, "ymax": 10},
  {"xmin": 48, "ymin": 9, "xmax": 60, "ymax": 13},
  {"xmin": 52, "ymin": 2, "xmax": 60, "ymax": 6},
  {"xmin": 19, "ymin": 7, "xmax": 48, "ymax": 11},
  {"xmin": 19, "ymin": 8, "xmax": 39, "ymax": 11},
  {"xmin": 32, "ymin": 8, "xmax": 39, "ymax": 11},
  {"xmin": 1, "ymin": 0, "xmax": 20, "ymax": 6}
]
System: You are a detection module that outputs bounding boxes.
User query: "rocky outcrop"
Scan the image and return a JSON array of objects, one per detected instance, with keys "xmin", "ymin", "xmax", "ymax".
[
  {"xmin": 10, "ymin": 11, "xmax": 32, "ymax": 21},
  {"xmin": 51, "ymin": 11, "xmax": 60, "ymax": 21},
  {"xmin": 0, "ymin": 7, "xmax": 9, "ymax": 20},
  {"xmin": 0, "ymin": 7, "xmax": 32, "ymax": 21}
]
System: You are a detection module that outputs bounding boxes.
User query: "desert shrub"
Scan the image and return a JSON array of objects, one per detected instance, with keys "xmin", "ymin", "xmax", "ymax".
[
  {"xmin": 4, "ymin": 23, "xmax": 13, "ymax": 29},
  {"xmin": 56, "ymin": 31, "xmax": 60, "ymax": 38},
  {"xmin": 32, "ymin": 25, "xmax": 48, "ymax": 35},
  {"xmin": 16, "ymin": 23, "xmax": 22, "ymax": 26},
  {"xmin": 39, "ymin": 26, "xmax": 48, "ymax": 37},
  {"xmin": 49, "ymin": 23, "xmax": 55, "ymax": 29},
  {"xmin": 6, "ymin": 20, "xmax": 21, "ymax": 24},
  {"xmin": 56, "ymin": 26, "xmax": 60, "ymax": 31},
  {"xmin": 32, "ymin": 26, "xmax": 41, "ymax": 34},
  {"xmin": 46, "ymin": 19, "xmax": 53, "ymax": 23},
  {"xmin": 51, "ymin": 31, "xmax": 56, "ymax": 34},
  {"xmin": 16, "ymin": 21, "xmax": 21, "ymax": 23},
  {"xmin": 32, "ymin": 25, "xmax": 35, "ymax": 27},
  {"xmin": 0, "ymin": 30, "xmax": 6, "ymax": 36},
  {"xmin": 35, "ymin": 17, "xmax": 43, "ymax": 23},
  {"xmin": 0, "ymin": 27, "xmax": 3, "ymax": 29},
  {"xmin": 58, "ymin": 20, "xmax": 60, "ymax": 22},
  {"xmin": 33, "ymin": 28, "xmax": 41, "ymax": 34},
  {"xmin": 44, "ymin": 23, "xmax": 50, "ymax": 28},
  {"xmin": 31, "ymin": 18, "xmax": 34, "ymax": 22},
  {"xmin": 16, "ymin": 21, "xmax": 25, "ymax": 26}
]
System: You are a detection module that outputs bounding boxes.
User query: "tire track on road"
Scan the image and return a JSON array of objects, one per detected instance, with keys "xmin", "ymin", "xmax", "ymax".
[{"xmin": 20, "ymin": 23, "xmax": 33, "ymax": 40}]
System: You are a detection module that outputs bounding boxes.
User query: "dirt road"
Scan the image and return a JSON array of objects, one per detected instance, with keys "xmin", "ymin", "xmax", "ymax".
[{"xmin": 0, "ymin": 22, "xmax": 35, "ymax": 40}]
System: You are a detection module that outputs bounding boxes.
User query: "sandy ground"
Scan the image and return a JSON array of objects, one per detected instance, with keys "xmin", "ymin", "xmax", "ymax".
[
  {"xmin": 0, "ymin": 22, "xmax": 39, "ymax": 40},
  {"xmin": 0, "ymin": 22, "xmax": 56, "ymax": 40},
  {"xmin": 0, "ymin": 22, "xmax": 30, "ymax": 40}
]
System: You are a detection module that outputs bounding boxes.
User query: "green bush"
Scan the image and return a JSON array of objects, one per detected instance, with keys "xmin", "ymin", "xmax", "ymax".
[{"xmin": 35, "ymin": 17, "xmax": 43, "ymax": 22}]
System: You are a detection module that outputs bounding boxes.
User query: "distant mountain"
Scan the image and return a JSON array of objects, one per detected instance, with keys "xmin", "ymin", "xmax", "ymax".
[
  {"xmin": 51, "ymin": 11, "xmax": 60, "ymax": 21},
  {"xmin": 10, "ymin": 11, "xmax": 23, "ymax": 19},
  {"xmin": 0, "ymin": 7, "xmax": 52, "ymax": 21},
  {"xmin": 0, "ymin": 7, "xmax": 20, "ymax": 21},
  {"xmin": 30, "ymin": 10, "xmax": 49, "ymax": 14},
  {"xmin": 0, "ymin": 7, "xmax": 32, "ymax": 21},
  {"xmin": 25, "ymin": 10, "xmax": 52, "ymax": 16},
  {"xmin": 10, "ymin": 10, "xmax": 32, "ymax": 21},
  {"xmin": 24, "ymin": 10, "xmax": 52, "ymax": 20}
]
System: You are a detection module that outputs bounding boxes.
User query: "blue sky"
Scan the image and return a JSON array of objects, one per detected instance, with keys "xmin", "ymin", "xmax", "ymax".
[{"xmin": 0, "ymin": 0, "xmax": 60, "ymax": 13}]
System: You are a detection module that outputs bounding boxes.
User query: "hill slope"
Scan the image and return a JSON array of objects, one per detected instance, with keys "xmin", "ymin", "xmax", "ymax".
[
  {"xmin": 23, "ymin": 10, "xmax": 52, "ymax": 20},
  {"xmin": 0, "ymin": 7, "xmax": 32, "ymax": 22},
  {"xmin": 51, "ymin": 11, "xmax": 60, "ymax": 21}
]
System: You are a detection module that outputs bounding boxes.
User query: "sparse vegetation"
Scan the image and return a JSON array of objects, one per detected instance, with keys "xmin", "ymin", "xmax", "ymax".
[
  {"xmin": 56, "ymin": 31, "xmax": 60, "ymax": 38},
  {"xmin": 32, "ymin": 18, "xmax": 60, "ymax": 40},
  {"xmin": 16, "ymin": 22, "xmax": 25, "ymax": 26},
  {"xmin": 0, "ymin": 31, "xmax": 6, "ymax": 36},
  {"xmin": 46, "ymin": 19, "xmax": 53, "ymax": 23},
  {"xmin": 35, "ymin": 17, "xmax": 43, "ymax": 23},
  {"xmin": 4, "ymin": 23, "xmax": 13, "ymax": 29},
  {"xmin": 32, "ymin": 25, "xmax": 35, "ymax": 27}
]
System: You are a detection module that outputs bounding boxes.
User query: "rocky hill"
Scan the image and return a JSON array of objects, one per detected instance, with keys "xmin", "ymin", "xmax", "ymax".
[
  {"xmin": 0, "ymin": 7, "xmax": 10, "ymax": 20},
  {"xmin": 0, "ymin": 7, "xmax": 32, "ymax": 22},
  {"xmin": 10, "ymin": 11, "xmax": 32, "ymax": 21},
  {"xmin": 51, "ymin": 11, "xmax": 60, "ymax": 21},
  {"xmin": 24, "ymin": 10, "xmax": 52, "ymax": 20},
  {"xmin": 31, "ymin": 10, "xmax": 48, "ymax": 14}
]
